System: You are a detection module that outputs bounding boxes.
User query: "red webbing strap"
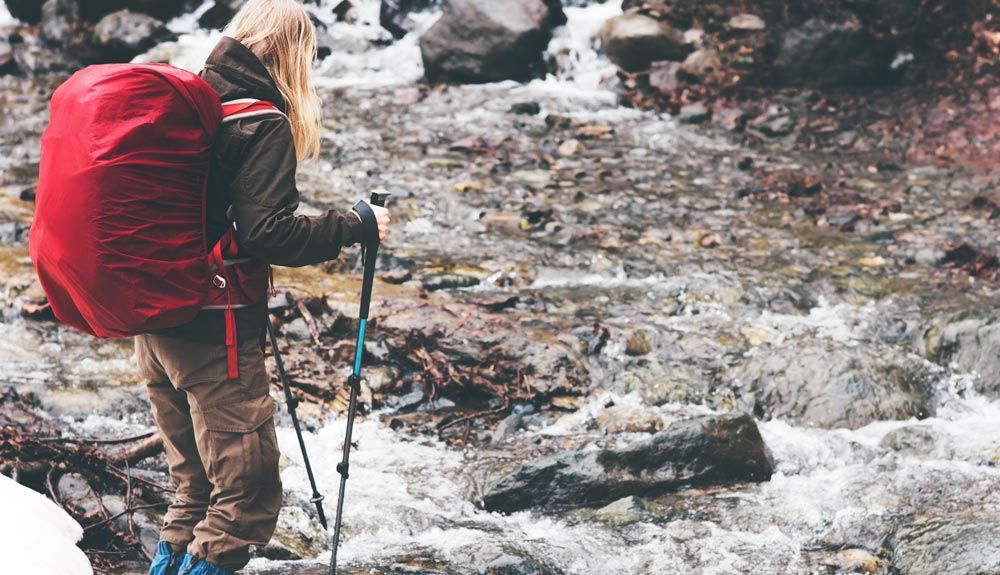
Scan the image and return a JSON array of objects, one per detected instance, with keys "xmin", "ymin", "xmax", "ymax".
[{"xmin": 211, "ymin": 238, "xmax": 239, "ymax": 380}]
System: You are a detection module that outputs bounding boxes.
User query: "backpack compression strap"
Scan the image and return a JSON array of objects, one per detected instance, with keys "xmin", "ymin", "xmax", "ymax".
[{"xmin": 213, "ymin": 98, "xmax": 285, "ymax": 379}]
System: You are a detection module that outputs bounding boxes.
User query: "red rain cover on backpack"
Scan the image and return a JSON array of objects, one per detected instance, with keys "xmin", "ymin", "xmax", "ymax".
[{"xmin": 31, "ymin": 63, "xmax": 226, "ymax": 338}]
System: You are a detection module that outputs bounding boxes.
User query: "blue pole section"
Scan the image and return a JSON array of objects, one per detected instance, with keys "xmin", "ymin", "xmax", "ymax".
[{"xmin": 353, "ymin": 319, "xmax": 367, "ymax": 375}]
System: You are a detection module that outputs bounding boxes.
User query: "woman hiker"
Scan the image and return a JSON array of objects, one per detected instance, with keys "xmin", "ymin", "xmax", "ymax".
[{"xmin": 141, "ymin": 1, "xmax": 391, "ymax": 574}]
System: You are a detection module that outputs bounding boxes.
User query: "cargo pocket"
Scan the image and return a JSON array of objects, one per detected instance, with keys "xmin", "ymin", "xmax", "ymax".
[{"xmin": 200, "ymin": 394, "xmax": 280, "ymax": 490}]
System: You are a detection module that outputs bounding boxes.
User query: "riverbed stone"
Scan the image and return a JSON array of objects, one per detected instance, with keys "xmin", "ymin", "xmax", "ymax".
[
  {"xmin": 420, "ymin": 0, "xmax": 558, "ymax": 84},
  {"xmin": 481, "ymin": 413, "xmax": 773, "ymax": 512},
  {"xmin": 598, "ymin": 11, "xmax": 686, "ymax": 71},
  {"xmin": 92, "ymin": 10, "xmax": 173, "ymax": 62},
  {"xmin": 5, "ymin": 0, "xmax": 45, "ymax": 24},
  {"xmin": 729, "ymin": 342, "xmax": 937, "ymax": 429},
  {"xmin": 40, "ymin": 0, "xmax": 77, "ymax": 44},
  {"xmin": 591, "ymin": 495, "xmax": 649, "ymax": 525},
  {"xmin": 915, "ymin": 309, "xmax": 1000, "ymax": 396},
  {"xmin": 198, "ymin": 0, "xmax": 247, "ymax": 30},
  {"xmin": 891, "ymin": 516, "xmax": 1000, "ymax": 575},
  {"xmin": 593, "ymin": 404, "xmax": 662, "ymax": 434},
  {"xmin": 773, "ymin": 15, "xmax": 889, "ymax": 87},
  {"xmin": 611, "ymin": 359, "xmax": 710, "ymax": 406}
]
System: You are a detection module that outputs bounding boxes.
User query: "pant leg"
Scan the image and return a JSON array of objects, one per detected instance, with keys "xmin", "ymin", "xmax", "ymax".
[
  {"xmin": 137, "ymin": 335, "xmax": 213, "ymax": 552},
  {"xmin": 145, "ymin": 334, "xmax": 282, "ymax": 571}
]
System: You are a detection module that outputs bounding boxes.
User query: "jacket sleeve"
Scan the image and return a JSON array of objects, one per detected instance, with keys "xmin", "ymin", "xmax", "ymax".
[{"xmin": 228, "ymin": 116, "xmax": 362, "ymax": 268}]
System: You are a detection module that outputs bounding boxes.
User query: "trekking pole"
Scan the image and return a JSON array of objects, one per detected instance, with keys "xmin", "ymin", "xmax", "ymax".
[
  {"xmin": 329, "ymin": 192, "xmax": 389, "ymax": 575},
  {"xmin": 266, "ymin": 319, "xmax": 328, "ymax": 529}
]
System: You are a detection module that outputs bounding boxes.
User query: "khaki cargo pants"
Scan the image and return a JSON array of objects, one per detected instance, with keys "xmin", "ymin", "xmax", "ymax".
[{"xmin": 136, "ymin": 334, "xmax": 282, "ymax": 572}]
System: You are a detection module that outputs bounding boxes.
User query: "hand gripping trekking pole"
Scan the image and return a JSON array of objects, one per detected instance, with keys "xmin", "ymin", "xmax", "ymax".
[
  {"xmin": 329, "ymin": 192, "xmax": 389, "ymax": 575},
  {"xmin": 266, "ymin": 319, "xmax": 327, "ymax": 529}
]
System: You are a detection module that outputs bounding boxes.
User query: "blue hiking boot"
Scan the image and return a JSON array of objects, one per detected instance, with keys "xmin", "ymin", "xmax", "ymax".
[
  {"xmin": 148, "ymin": 541, "xmax": 182, "ymax": 575},
  {"xmin": 177, "ymin": 553, "xmax": 234, "ymax": 575}
]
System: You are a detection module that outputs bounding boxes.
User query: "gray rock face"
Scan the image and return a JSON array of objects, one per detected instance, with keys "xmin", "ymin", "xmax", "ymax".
[
  {"xmin": 92, "ymin": 9, "xmax": 173, "ymax": 62},
  {"xmin": 729, "ymin": 342, "xmax": 937, "ymax": 429},
  {"xmin": 75, "ymin": 0, "xmax": 195, "ymax": 23},
  {"xmin": 916, "ymin": 310, "xmax": 1000, "ymax": 396},
  {"xmin": 598, "ymin": 12, "xmax": 686, "ymax": 72},
  {"xmin": 610, "ymin": 360, "xmax": 710, "ymax": 406},
  {"xmin": 678, "ymin": 102, "xmax": 710, "ymax": 124},
  {"xmin": 380, "ymin": 0, "xmax": 436, "ymax": 39},
  {"xmin": 420, "ymin": 0, "xmax": 559, "ymax": 84},
  {"xmin": 481, "ymin": 414, "xmax": 773, "ymax": 513},
  {"xmin": 198, "ymin": 0, "xmax": 248, "ymax": 30},
  {"xmin": 5, "ymin": 0, "xmax": 45, "ymax": 24},
  {"xmin": 773, "ymin": 15, "xmax": 890, "ymax": 87},
  {"xmin": 0, "ymin": 38, "xmax": 12, "ymax": 71},
  {"xmin": 40, "ymin": 0, "xmax": 78, "ymax": 44},
  {"xmin": 891, "ymin": 517, "xmax": 1000, "ymax": 575}
]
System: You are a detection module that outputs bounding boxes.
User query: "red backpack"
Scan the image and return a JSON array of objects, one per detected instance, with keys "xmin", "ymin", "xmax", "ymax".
[{"xmin": 30, "ymin": 63, "xmax": 281, "ymax": 378}]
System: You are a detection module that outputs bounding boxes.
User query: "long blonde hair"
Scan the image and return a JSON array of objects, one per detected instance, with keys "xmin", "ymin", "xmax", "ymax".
[{"xmin": 225, "ymin": 0, "xmax": 321, "ymax": 161}]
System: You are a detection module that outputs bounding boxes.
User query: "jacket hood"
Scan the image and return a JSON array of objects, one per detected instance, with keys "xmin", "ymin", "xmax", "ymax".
[{"xmin": 200, "ymin": 36, "xmax": 288, "ymax": 114}]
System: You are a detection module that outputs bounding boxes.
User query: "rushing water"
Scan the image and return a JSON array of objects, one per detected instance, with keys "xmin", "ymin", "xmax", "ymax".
[{"xmin": 2, "ymin": 1, "xmax": 1000, "ymax": 573}]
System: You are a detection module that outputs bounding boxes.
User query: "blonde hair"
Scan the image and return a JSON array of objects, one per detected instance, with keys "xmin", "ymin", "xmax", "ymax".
[{"xmin": 225, "ymin": 0, "xmax": 321, "ymax": 161}]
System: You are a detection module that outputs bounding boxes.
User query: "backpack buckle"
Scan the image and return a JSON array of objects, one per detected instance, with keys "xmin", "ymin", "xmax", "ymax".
[{"xmin": 212, "ymin": 274, "xmax": 227, "ymax": 289}]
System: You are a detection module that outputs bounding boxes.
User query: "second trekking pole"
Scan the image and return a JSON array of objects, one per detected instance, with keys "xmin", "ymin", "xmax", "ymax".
[
  {"xmin": 329, "ymin": 192, "xmax": 388, "ymax": 575},
  {"xmin": 266, "ymin": 319, "xmax": 327, "ymax": 529}
]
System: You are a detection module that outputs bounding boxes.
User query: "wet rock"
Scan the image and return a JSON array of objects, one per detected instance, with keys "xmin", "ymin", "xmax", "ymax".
[
  {"xmin": 0, "ymin": 38, "xmax": 12, "ymax": 72},
  {"xmin": 729, "ymin": 14, "xmax": 765, "ymax": 31},
  {"xmin": 773, "ymin": 15, "xmax": 889, "ymax": 87},
  {"xmin": 484, "ymin": 554, "xmax": 558, "ymax": 575},
  {"xmin": 648, "ymin": 60, "xmax": 680, "ymax": 94},
  {"xmin": 891, "ymin": 516, "xmax": 1000, "ymax": 575},
  {"xmin": 260, "ymin": 505, "xmax": 326, "ymax": 561},
  {"xmin": 880, "ymin": 425, "xmax": 937, "ymax": 455},
  {"xmin": 57, "ymin": 472, "xmax": 103, "ymax": 516},
  {"xmin": 481, "ymin": 413, "xmax": 773, "ymax": 512},
  {"xmin": 380, "ymin": 0, "xmax": 431, "ymax": 39},
  {"xmin": 40, "ymin": 0, "xmax": 77, "ymax": 44},
  {"xmin": 729, "ymin": 342, "xmax": 937, "ymax": 429},
  {"xmin": 593, "ymin": 404, "xmax": 662, "ymax": 434},
  {"xmin": 591, "ymin": 495, "xmax": 648, "ymax": 525},
  {"xmin": 624, "ymin": 330, "xmax": 651, "ymax": 356},
  {"xmin": 598, "ymin": 12, "xmax": 686, "ymax": 72},
  {"xmin": 916, "ymin": 310, "xmax": 1000, "ymax": 396},
  {"xmin": 677, "ymin": 103, "xmax": 710, "ymax": 124},
  {"xmin": 5, "ymin": 0, "xmax": 45, "ymax": 24},
  {"xmin": 509, "ymin": 101, "xmax": 540, "ymax": 115},
  {"xmin": 92, "ymin": 10, "xmax": 173, "ymax": 63},
  {"xmin": 198, "ymin": 0, "xmax": 247, "ymax": 30},
  {"xmin": 556, "ymin": 138, "xmax": 585, "ymax": 157},
  {"xmin": 73, "ymin": 0, "xmax": 195, "ymax": 22},
  {"xmin": 420, "ymin": 0, "xmax": 558, "ymax": 84},
  {"xmin": 421, "ymin": 272, "xmax": 481, "ymax": 291},
  {"xmin": 611, "ymin": 360, "xmax": 710, "ymax": 406},
  {"xmin": 758, "ymin": 114, "xmax": 794, "ymax": 137},
  {"xmin": 678, "ymin": 48, "xmax": 720, "ymax": 81}
]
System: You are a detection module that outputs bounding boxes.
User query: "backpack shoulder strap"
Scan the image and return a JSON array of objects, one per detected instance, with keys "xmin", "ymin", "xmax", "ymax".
[{"xmin": 220, "ymin": 98, "xmax": 286, "ymax": 123}]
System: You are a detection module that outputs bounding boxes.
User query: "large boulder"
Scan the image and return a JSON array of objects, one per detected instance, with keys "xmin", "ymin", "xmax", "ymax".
[
  {"xmin": 198, "ymin": 0, "xmax": 247, "ymax": 30},
  {"xmin": 92, "ymin": 9, "xmax": 174, "ymax": 62},
  {"xmin": 915, "ymin": 309, "xmax": 1000, "ymax": 396},
  {"xmin": 772, "ymin": 14, "xmax": 891, "ymax": 87},
  {"xmin": 4, "ymin": 0, "xmax": 45, "ymax": 24},
  {"xmin": 75, "ymin": 0, "xmax": 196, "ymax": 22},
  {"xmin": 0, "ymin": 38, "xmax": 12, "ymax": 72},
  {"xmin": 40, "ymin": 0, "xmax": 78, "ymax": 44},
  {"xmin": 891, "ymin": 516, "xmax": 1000, "ymax": 575},
  {"xmin": 598, "ymin": 11, "xmax": 686, "ymax": 72},
  {"xmin": 380, "ymin": 0, "xmax": 435, "ymax": 39},
  {"xmin": 482, "ymin": 414, "xmax": 773, "ymax": 513},
  {"xmin": 419, "ymin": 0, "xmax": 560, "ymax": 84},
  {"xmin": 728, "ymin": 342, "xmax": 937, "ymax": 429}
]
